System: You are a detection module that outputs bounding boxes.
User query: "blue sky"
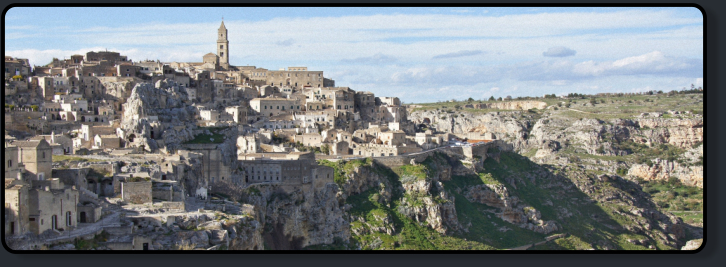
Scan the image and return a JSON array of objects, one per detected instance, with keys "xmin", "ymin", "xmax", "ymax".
[{"xmin": 5, "ymin": 7, "xmax": 703, "ymax": 103}]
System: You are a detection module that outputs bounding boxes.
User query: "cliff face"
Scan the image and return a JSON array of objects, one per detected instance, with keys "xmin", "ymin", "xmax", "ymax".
[
  {"xmin": 410, "ymin": 107, "xmax": 704, "ymax": 187},
  {"xmin": 245, "ymin": 183, "xmax": 349, "ymax": 249},
  {"xmin": 408, "ymin": 110, "xmax": 531, "ymax": 141},
  {"xmin": 120, "ymin": 79, "xmax": 197, "ymax": 152},
  {"xmin": 464, "ymin": 184, "xmax": 558, "ymax": 234},
  {"xmin": 628, "ymin": 159, "xmax": 703, "ymax": 188},
  {"xmin": 397, "ymin": 179, "xmax": 459, "ymax": 234}
]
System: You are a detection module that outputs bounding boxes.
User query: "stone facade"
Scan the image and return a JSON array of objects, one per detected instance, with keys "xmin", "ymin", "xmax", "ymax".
[
  {"xmin": 5, "ymin": 179, "xmax": 30, "ymax": 236},
  {"xmin": 27, "ymin": 179, "xmax": 79, "ymax": 234},
  {"xmin": 352, "ymin": 143, "xmax": 422, "ymax": 157},
  {"xmin": 122, "ymin": 180, "xmax": 152, "ymax": 204},
  {"xmin": 250, "ymin": 98, "xmax": 302, "ymax": 117},
  {"xmin": 7, "ymin": 139, "xmax": 53, "ymax": 181}
]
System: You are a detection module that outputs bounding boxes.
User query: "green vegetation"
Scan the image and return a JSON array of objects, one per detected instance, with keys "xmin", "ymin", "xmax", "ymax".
[
  {"xmin": 127, "ymin": 176, "xmax": 150, "ymax": 182},
  {"xmin": 318, "ymin": 158, "xmax": 374, "ymax": 187},
  {"xmin": 184, "ymin": 127, "xmax": 227, "ymax": 144},
  {"xmin": 395, "ymin": 164, "xmax": 428, "ymax": 181},
  {"xmin": 641, "ymin": 179, "xmax": 703, "ymax": 211},
  {"xmin": 74, "ymin": 231, "xmax": 110, "ymax": 250},
  {"xmin": 670, "ymin": 211, "xmax": 703, "ymax": 225},
  {"xmin": 344, "ymin": 182, "xmax": 494, "ymax": 250}
]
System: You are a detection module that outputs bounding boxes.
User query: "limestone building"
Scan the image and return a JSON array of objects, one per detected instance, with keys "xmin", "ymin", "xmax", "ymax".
[
  {"xmin": 6, "ymin": 139, "xmax": 53, "ymax": 181},
  {"xmin": 237, "ymin": 152, "xmax": 334, "ymax": 187},
  {"xmin": 250, "ymin": 97, "xmax": 302, "ymax": 117},
  {"xmin": 27, "ymin": 179, "xmax": 79, "ymax": 234},
  {"xmin": 217, "ymin": 21, "xmax": 230, "ymax": 70},
  {"xmin": 5, "ymin": 179, "xmax": 30, "ymax": 236}
]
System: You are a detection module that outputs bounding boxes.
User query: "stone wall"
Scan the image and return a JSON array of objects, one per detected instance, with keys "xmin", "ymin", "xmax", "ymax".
[
  {"xmin": 372, "ymin": 146, "xmax": 463, "ymax": 168},
  {"xmin": 473, "ymin": 101, "xmax": 547, "ymax": 110},
  {"xmin": 122, "ymin": 181, "xmax": 152, "ymax": 204}
]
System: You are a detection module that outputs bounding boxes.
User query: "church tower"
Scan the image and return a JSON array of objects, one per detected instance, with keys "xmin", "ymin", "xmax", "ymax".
[{"xmin": 217, "ymin": 20, "xmax": 229, "ymax": 70}]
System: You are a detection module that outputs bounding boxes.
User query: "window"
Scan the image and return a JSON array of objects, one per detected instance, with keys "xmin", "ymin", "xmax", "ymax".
[
  {"xmin": 220, "ymin": 45, "xmax": 224, "ymax": 49},
  {"xmin": 7, "ymin": 160, "xmax": 11, "ymax": 167},
  {"xmin": 43, "ymin": 152, "xmax": 46, "ymax": 159}
]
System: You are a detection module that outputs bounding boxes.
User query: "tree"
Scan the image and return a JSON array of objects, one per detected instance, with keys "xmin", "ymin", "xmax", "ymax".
[
  {"xmin": 30, "ymin": 105, "xmax": 39, "ymax": 111},
  {"xmin": 497, "ymin": 97, "xmax": 502, "ymax": 101},
  {"xmin": 321, "ymin": 144, "xmax": 330, "ymax": 155},
  {"xmin": 467, "ymin": 97, "xmax": 474, "ymax": 102},
  {"xmin": 488, "ymin": 96, "xmax": 495, "ymax": 101}
]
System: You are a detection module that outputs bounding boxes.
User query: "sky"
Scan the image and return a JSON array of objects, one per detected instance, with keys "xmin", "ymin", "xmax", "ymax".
[{"xmin": 4, "ymin": 7, "xmax": 704, "ymax": 103}]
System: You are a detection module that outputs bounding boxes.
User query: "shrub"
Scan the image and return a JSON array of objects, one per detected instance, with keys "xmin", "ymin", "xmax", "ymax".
[{"xmin": 668, "ymin": 176, "xmax": 681, "ymax": 186}]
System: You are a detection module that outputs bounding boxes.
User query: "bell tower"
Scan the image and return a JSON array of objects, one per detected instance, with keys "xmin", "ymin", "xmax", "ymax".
[{"xmin": 217, "ymin": 20, "xmax": 229, "ymax": 70}]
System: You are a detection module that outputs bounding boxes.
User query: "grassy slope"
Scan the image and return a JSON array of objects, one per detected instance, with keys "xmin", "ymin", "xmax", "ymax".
[
  {"xmin": 411, "ymin": 93, "xmax": 702, "ymax": 121},
  {"xmin": 312, "ymin": 151, "xmax": 679, "ymax": 250}
]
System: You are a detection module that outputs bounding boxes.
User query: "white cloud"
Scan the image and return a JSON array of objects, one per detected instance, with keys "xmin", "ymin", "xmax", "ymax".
[
  {"xmin": 3, "ymin": 8, "xmax": 703, "ymax": 103},
  {"xmin": 573, "ymin": 51, "xmax": 701, "ymax": 77},
  {"xmin": 432, "ymin": 50, "xmax": 484, "ymax": 59},
  {"xmin": 543, "ymin": 46, "xmax": 576, "ymax": 57}
]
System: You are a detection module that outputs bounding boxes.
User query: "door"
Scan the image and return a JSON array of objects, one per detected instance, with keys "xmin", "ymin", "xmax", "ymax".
[
  {"xmin": 51, "ymin": 215, "xmax": 57, "ymax": 230},
  {"xmin": 143, "ymin": 243, "xmax": 149, "ymax": 250},
  {"xmin": 80, "ymin": 212, "xmax": 87, "ymax": 223}
]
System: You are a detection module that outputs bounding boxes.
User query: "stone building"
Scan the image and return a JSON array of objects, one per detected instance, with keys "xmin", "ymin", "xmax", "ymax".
[
  {"xmin": 217, "ymin": 21, "xmax": 230, "ymax": 70},
  {"xmin": 331, "ymin": 141, "xmax": 350, "ymax": 155},
  {"xmin": 379, "ymin": 130, "xmax": 406, "ymax": 146},
  {"xmin": 121, "ymin": 180, "xmax": 152, "ymax": 204},
  {"xmin": 200, "ymin": 110, "xmax": 221, "ymax": 121},
  {"xmin": 27, "ymin": 179, "xmax": 79, "ymax": 234},
  {"xmin": 355, "ymin": 91, "xmax": 377, "ymax": 121},
  {"xmin": 224, "ymin": 105, "xmax": 248, "ymax": 124},
  {"xmin": 7, "ymin": 139, "xmax": 53, "ymax": 181},
  {"xmin": 4, "ymin": 56, "xmax": 31, "ymax": 80},
  {"xmin": 250, "ymin": 97, "xmax": 302, "ymax": 117},
  {"xmin": 237, "ymin": 134, "xmax": 260, "ymax": 155},
  {"xmin": 5, "ymin": 179, "xmax": 30, "ymax": 236},
  {"xmin": 294, "ymin": 133, "xmax": 323, "ymax": 147},
  {"xmin": 93, "ymin": 134, "xmax": 121, "ymax": 149},
  {"xmin": 238, "ymin": 152, "xmax": 334, "ymax": 188},
  {"xmin": 352, "ymin": 143, "xmax": 422, "ymax": 157}
]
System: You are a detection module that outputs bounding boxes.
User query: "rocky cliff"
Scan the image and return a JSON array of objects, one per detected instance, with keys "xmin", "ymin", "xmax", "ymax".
[
  {"xmin": 410, "ymin": 104, "xmax": 704, "ymax": 187},
  {"xmin": 121, "ymin": 79, "xmax": 197, "ymax": 152},
  {"xmin": 243, "ymin": 183, "xmax": 349, "ymax": 249}
]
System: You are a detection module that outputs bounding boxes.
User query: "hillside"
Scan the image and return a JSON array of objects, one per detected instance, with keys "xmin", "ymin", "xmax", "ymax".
[{"xmin": 308, "ymin": 149, "xmax": 695, "ymax": 250}]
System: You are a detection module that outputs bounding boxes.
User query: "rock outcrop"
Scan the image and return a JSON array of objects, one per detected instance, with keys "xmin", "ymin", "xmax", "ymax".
[
  {"xmin": 464, "ymin": 184, "xmax": 558, "ymax": 234},
  {"xmin": 120, "ymin": 79, "xmax": 197, "ymax": 152},
  {"xmin": 628, "ymin": 159, "xmax": 703, "ymax": 188},
  {"xmin": 245, "ymin": 183, "xmax": 349, "ymax": 249}
]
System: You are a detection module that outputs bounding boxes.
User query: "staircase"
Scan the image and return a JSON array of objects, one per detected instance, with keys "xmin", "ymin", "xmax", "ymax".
[{"xmin": 79, "ymin": 187, "xmax": 101, "ymax": 206}]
